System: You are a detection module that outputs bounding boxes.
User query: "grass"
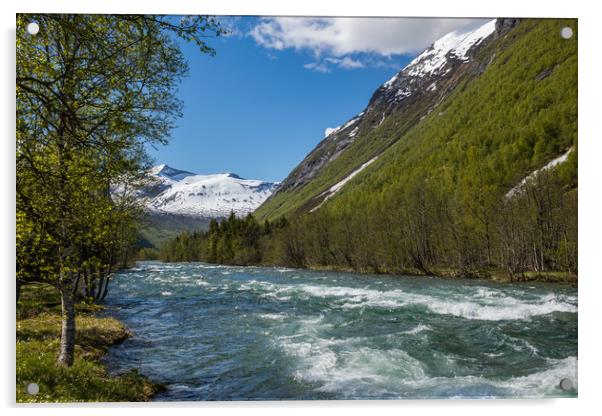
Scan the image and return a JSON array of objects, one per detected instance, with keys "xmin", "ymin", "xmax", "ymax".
[
  {"xmin": 521, "ymin": 270, "xmax": 577, "ymax": 283},
  {"xmin": 16, "ymin": 283, "xmax": 161, "ymax": 403},
  {"xmin": 304, "ymin": 263, "xmax": 577, "ymax": 285}
]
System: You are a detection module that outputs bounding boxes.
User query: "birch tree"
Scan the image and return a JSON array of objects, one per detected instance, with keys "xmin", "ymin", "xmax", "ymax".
[{"xmin": 16, "ymin": 14, "xmax": 222, "ymax": 366}]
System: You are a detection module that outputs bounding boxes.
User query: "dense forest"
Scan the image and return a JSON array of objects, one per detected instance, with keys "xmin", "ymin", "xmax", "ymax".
[
  {"xmin": 160, "ymin": 19, "xmax": 577, "ymax": 281},
  {"xmin": 161, "ymin": 214, "xmax": 287, "ymax": 265},
  {"xmin": 160, "ymin": 167, "xmax": 576, "ymax": 280}
]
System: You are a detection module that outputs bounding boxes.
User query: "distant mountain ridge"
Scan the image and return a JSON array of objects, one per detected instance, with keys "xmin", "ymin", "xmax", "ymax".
[
  {"xmin": 132, "ymin": 164, "xmax": 278, "ymax": 248},
  {"xmin": 141, "ymin": 164, "xmax": 278, "ymax": 219}
]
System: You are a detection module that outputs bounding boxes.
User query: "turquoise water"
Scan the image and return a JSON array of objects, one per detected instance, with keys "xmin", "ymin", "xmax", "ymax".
[{"xmin": 103, "ymin": 262, "xmax": 577, "ymax": 400}]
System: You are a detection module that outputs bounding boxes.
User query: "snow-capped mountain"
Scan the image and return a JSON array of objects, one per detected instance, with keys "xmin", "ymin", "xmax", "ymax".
[
  {"xmin": 320, "ymin": 19, "xmax": 497, "ymax": 145},
  {"xmin": 259, "ymin": 18, "xmax": 520, "ymax": 218},
  {"xmin": 380, "ymin": 19, "xmax": 497, "ymax": 97},
  {"xmin": 142, "ymin": 164, "xmax": 278, "ymax": 218},
  {"xmin": 338, "ymin": 19, "xmax": 498, "ymax": 135},
  {"xmin": 266, "ymin": 19, "xmax": 500, "ymax": 199}
]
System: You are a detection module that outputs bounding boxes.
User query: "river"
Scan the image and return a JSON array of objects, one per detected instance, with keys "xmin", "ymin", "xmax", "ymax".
[{"xmin": 102, "ymin": 261, "xmax": 577, "ymax": 400}]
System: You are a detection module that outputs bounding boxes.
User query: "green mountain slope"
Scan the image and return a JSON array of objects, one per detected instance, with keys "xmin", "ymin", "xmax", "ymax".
[
  {"xmin": 256, "ymin": 19, "xmax": 576, "ymax": 222},
  {"xmin": 331, "ymin": 19, "xmax": 576, "ymax": 202}
]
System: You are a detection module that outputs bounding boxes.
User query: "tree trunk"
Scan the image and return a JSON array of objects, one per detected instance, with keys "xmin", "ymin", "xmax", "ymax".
[
  {"xmin": 95, "ymin": 275, "xmax": 105, "ymax": 300},
  {"xmin": 58, "ymin": 285, "xmax": 76, "ymax": 367},
  {"xmin": 72, "ymin": 273, "xmax": 81, "ymax": 296},
  {"xmin": 84, "ymin": 267, "xmax": 92, "ymax": 298},
  {"xmin": 16, "ymin": 279, "xmax": 22, "ymax": 303},
  {"xmin": 100, "ymin": 275, "xmax": 111, "ymax": 300}
]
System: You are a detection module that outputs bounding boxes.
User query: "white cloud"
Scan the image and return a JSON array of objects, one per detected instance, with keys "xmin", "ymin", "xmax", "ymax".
[
  {"xmin": 249, "ymin": 17, "xmax": 490, "ymax": 59},
  {"xmin": 304, "ymin": 56, "xmax": 366, "ymax": 73},
  {"xmin": 304, "ymin": 61, "xmax": 330, "ymax": 73},
  {"xmin": 326, "ymin": 56, "xmax": 365, "ymax": 69}
]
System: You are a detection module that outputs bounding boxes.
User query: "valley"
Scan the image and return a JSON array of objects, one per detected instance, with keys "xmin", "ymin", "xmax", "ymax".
[{"xmin": 158, "ymin": 18, "xmax": 577, "ymax": 283}]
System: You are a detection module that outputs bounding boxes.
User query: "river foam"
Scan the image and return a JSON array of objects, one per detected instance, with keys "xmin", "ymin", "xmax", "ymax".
[
  {"xmin": 104, "ymin": 262, "xmax": 578, "ymax": 400},
  {"xmin": 277, "ymin": 315, "xmax": 577, "ymax": 399},
  {"xmin": 235, "ymin": 279, "xmax": 577, "ymax": 321}
]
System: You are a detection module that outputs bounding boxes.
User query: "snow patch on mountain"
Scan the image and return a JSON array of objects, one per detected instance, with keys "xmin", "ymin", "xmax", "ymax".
[
  {"xmin": 142, "ymin": 165, "xmax": 278, "ymax": 218},
  {"xmin": 310, "ymin": 156, "xmax": 378, "ymax": 212},
  {"xmin": 383, "ymin": 73, "xmax": 399, "ymax": 88},
  {"xmin": 375, "ymin": 19, "xmax": 497, "ymax": 106},
  {"xmin": 329, "ymin": 156, "xmax": 378, "ymax": 194},
  {"xmin": 324, "ymin": 20, "xmax": 496, "ymax": 143},
  {"xmin": 324, "ymin": 111, "xmax": 366, "ymax": 139},
  {"xmin": 506, "ymin": 148, "xmax": 574, "ymax": 198},
  {"xmin": 358, "ymin": 19, "xmax": 497, "ymax": 112},
  {"xmin": 341, "ymin": 115, "xmax": 361, "ymax": 131},
  {"xmin": 150, "ymin": 164, "xmax": 195, "ymax": 180},
  {"xmin": 324, "ymin": 126, "xmax": 340, "ymax": 138},
  {"xmin": 405, "ymin": 19, "xmax": 497, "ymax": 78}
]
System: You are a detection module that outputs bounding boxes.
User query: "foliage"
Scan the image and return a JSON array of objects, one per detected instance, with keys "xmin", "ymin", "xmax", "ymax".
[
  {"xmin": 138, "ymin": 212, "xmax": 212, "ymax": 249},
  {"xmin": 136, "ymin": 247, "xmax": 161, "ymax": 261},
  {"xmin": 159, "ymin": 213, "xmax": 289, "ymax": 265},
  {"xmin": 16, "ymin": 13, "xmax": 222, "ymax": 366},
  {"xmin": 257, "ymin": 19, "xmax": 577, "ymax": 222}
]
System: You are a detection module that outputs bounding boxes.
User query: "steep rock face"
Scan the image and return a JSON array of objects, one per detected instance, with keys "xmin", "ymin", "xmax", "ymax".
[
  {"xmin": 362, "ymin": 19, "xmax": 499, "ymax": 123},
  {"xmin": 260, "ymin": 19, "xmax": 514, "ymax": 218},
  {"xmin": 494, "ymin": 18, "xmax": 521, "ymax": 38}
]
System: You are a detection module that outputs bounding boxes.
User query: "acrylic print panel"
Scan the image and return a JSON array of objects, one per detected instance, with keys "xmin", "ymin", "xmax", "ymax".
[{"xmin": 15, "ymin": 15, "xmax": 577, "ymax": 402}]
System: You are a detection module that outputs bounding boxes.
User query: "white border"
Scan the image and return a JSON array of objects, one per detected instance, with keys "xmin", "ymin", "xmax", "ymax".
[{"xmin": 2, "ymin": 1, "xmax": 600, "ymax": 415}]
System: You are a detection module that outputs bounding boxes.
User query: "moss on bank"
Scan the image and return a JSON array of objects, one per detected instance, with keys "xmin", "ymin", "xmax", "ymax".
[{"xmin": 16, "ymin": 283, "xmax": 161, "ymax": 403}]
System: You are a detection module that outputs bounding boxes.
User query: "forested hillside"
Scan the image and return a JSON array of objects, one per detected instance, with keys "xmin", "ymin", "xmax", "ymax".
[{"xmin": 161, "ymin": 19, "xmax": 577, "ymax": 281}]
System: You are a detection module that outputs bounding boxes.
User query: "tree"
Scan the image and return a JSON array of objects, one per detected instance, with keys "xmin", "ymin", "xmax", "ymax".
[{"xmin": 16, "ymin": 14, "xmax": 222, "ymax": 366}]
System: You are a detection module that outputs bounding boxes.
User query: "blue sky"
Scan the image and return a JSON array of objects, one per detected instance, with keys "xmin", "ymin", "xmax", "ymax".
[{"xmin": 149, "ymin": 17, "xmax": 486, "ymax": 182}]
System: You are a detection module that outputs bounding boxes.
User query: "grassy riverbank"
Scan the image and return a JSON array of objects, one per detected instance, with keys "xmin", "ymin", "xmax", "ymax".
[
  {"xmin": 303, "ymin": 263, "xmax": 578, "ymax": 285},
  {"xmin": 16, "ymin": 283, "xmax": 161, "ymax": 403},
  {"xmin": 154, "ymin": 247, "xmax": 578, "ymax": 285}
]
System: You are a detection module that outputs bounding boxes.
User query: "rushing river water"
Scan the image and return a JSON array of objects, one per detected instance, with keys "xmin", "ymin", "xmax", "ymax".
[{"xmin": 102, "ymin": 262, "xmax": 577, "ymax": 400}]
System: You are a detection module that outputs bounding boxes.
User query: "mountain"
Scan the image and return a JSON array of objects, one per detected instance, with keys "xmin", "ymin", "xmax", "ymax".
[
  {"xmin": 256, "ymin": 18, "xmax": 576, "ymax": 221},
  {"xmin": 142, "ymin": 164, "xmax": 277, "ymax": 218},
  {"xmin": 135, "ymin": 164, "xmax": 277, "ymax": 248},
  {"xmin": 257, "ymin": 19, "xmax": 501, "ymax": 218}
]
